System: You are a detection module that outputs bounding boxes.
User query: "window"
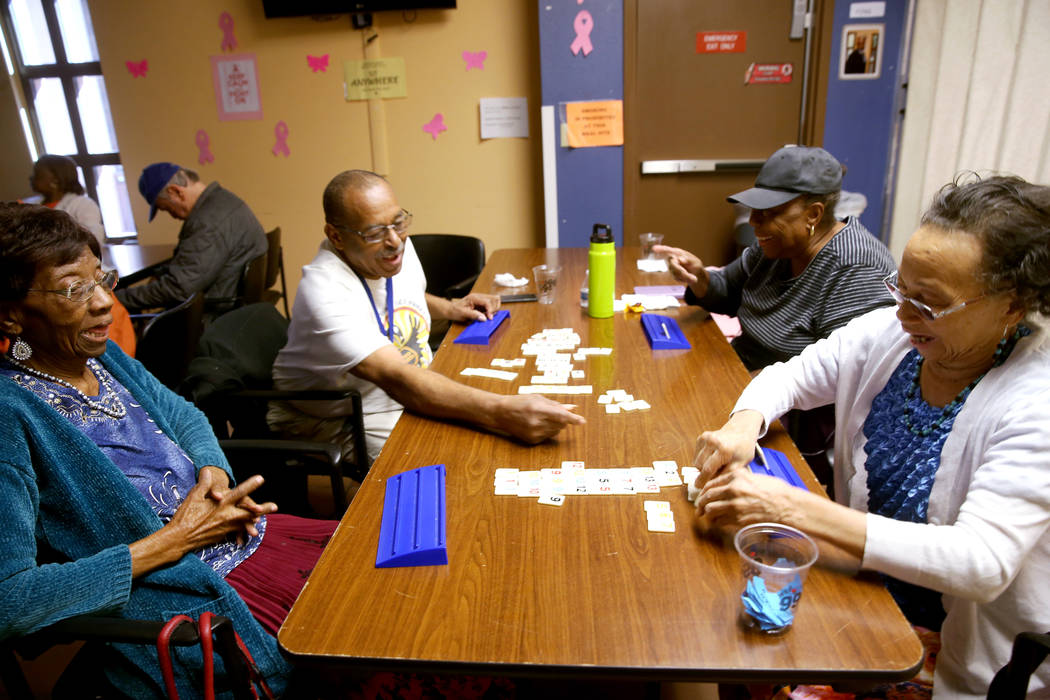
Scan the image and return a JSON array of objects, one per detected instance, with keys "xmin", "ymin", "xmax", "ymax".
[{"xmin": 1, "ymin": 0, "xmax": 135, "ymax": 239}]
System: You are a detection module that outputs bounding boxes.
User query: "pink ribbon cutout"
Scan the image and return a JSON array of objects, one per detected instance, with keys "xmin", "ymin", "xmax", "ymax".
[
  {"xmin": 219, "ymin": 12, "xmax": 238, "ymax": 52},
  {"xmin": 272, "ymin": 121, "xmax": 290, "ymax": 157},
  {"xmin": 422, "ymin": 113, "xmax": 447, "ymax": 140},
  {"xmin": 196, "ymin": 129, "xmax": 214, "ymax": 165},
  {"xmin": 570, "ymin": 10, "xmax": 594, "ymax": 56}
]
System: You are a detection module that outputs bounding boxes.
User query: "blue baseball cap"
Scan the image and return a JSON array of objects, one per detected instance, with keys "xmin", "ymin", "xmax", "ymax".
[{"xmin": 138, "ymin": 162, "xmax": 181, "ymax": 221}]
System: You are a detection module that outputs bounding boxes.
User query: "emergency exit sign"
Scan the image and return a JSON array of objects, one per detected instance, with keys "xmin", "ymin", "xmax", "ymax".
[{"xmin": 696, "ymin": 31, "xmax": 746, "ymax": 53}]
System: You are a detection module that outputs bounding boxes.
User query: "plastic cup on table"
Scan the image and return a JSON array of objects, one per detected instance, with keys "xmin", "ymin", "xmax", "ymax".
[
  {"xmin": 532, "ymin": 264, "xmax": 560, "ymax": 305},
  {"xmin": 639, "ymin": 232, "xmax": 664, "ymax": 260},
  {"xmin": 734, "ymin": 522, "xmax": 819, "ymax": 634}
]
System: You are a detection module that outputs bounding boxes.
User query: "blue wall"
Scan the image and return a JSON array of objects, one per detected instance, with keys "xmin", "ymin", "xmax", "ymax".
[
  {"xmin": 823, "ymin": 1, "xmax": 910, "ymax": 241},
  {"xmin": 537, "ymin": 1, "xmax": 908, "ymax": 245},
  {"xmin": 538, "ymin": 0, "xmax": 623, "ymax": 247}
]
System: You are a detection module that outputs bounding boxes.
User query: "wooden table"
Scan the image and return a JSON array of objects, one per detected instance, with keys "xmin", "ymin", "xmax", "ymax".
[
  {"xmin": 102, "ymin": 243, "xmax": 174, "ymax": 286},
  {"xmin": 279, "ymin": 248, "xmax": 923, "ymax": 684}
]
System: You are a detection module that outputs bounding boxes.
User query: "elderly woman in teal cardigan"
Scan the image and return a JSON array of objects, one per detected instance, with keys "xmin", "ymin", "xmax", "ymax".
[{"xmin": 0, "ymin": 205, "xmax": 332, "ymax": 696}]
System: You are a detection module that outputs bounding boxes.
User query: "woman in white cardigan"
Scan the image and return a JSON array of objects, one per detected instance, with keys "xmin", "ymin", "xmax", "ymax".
[{"xmin": 693, "ymin": 175, "xmax": 1050, "ymax": 699}]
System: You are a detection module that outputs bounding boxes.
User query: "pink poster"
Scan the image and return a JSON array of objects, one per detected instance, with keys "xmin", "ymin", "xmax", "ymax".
[{"xmin": 210, "ymin": 53, "xmax": 263, "ymax": 121}]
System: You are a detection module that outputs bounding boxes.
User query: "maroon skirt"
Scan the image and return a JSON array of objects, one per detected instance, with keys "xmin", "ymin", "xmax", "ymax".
[{"xmin": 224, "ymin": 513, "xmax": 337, "ymax": 636}]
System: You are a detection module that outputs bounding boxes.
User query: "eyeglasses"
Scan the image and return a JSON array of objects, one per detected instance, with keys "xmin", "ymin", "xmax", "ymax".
[
  {"xmin": 883, "ymin": 271, "xmax": 986, "ymax": 321},
  {"xmin": 28, "ymin": 269, "xmax": 119, "ymax": 303},
  {"xmin": 333, "ymin": 209, "xmax": 413, "ymax": 244}
]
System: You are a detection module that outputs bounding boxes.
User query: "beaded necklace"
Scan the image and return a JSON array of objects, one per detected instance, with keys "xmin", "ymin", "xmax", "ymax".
[
  {"xmin": 4, "ymin": 356, "xmax": 128, "ymax": 419},
  {"xmin": 903, "ymin": 325, "xmax": 1029, "ymax": 437}
]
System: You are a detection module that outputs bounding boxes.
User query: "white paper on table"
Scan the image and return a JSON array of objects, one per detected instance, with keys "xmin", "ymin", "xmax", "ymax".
[
  {"xmin": 619, "ymin": 294, "xmax": 680, "ymax": 310},
  {"xmin": 637, "ymin": 258, "xmax": 669, "ymax": 273},
  {"xmin": 480, "ymin": 97, "xmax": 529, "ymax": 139},
  {"xmin": 493, "ymin": 273, "xmax": 528, "ymax": 287}
]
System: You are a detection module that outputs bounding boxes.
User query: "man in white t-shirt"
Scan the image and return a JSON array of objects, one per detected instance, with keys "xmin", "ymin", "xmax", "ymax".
[{"xmin": 269, "ymin": 170, "xmax": 584, "ymax": 464}]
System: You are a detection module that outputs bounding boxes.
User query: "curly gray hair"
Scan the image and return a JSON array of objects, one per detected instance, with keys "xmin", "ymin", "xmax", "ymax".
[{"xmin": 921, "ymin": 173, "xmax": 1050, "ymax": 316}]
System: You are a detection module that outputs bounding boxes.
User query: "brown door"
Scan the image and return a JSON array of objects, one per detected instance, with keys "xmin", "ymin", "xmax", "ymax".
[{"xmin": 624, "ymin": 1, "xmax": 832, "ymax": 266}]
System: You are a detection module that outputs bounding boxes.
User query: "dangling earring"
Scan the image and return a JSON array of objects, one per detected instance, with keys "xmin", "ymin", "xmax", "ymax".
[
  {"xmin": 808, "ymin": 224, "xmax": 816, "ymax": 238},
  {"xmin": 11, "ymin": 336, "xmax": 32, "ymax": 361}
]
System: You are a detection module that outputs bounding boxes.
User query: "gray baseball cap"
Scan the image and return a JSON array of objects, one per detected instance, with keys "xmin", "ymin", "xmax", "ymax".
[{"xmin": 727, "ymin": 146, "xmax": 843, "ymax": 210}]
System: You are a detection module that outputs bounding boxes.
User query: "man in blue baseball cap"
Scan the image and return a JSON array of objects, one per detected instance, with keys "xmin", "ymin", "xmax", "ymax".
[{"xmin": 116, "ymin": 162, "xmax": 266, "ymax": 314}]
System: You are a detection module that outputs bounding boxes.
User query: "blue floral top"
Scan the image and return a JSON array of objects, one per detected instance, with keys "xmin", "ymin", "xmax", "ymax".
[
  {"xmin": 0, "ymin": 358, "xmax": 264, "ymax": 577},
  {"xmin": 861, "ymin": 327, "xmax": 1029, "ymax": 630},
  {"xmin": 862, "ymin": 350, "xmax": 956, "ymax": 629}
]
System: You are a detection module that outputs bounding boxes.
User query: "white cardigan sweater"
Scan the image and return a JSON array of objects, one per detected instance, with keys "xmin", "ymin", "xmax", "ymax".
[{"xmin": 735, "ymin": 306, "xmax": 1050, "ymax": 699}]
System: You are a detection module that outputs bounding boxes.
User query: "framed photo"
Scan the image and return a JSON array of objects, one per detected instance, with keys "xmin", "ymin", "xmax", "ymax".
[
  {"xmin": 839, "ymin": 23, "xmax": 883, "ymax": 80},
  {"xmin": 210, "ymin": 53, "xmax": 263, "ymax": 121}
]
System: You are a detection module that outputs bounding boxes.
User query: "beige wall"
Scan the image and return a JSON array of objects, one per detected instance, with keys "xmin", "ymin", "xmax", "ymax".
[{"xmin": 89, "ymin": 0, "xmax": 543, "ymax": 303}]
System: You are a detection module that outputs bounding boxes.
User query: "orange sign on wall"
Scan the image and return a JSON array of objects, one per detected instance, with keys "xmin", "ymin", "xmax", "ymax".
[
  {"xmin": 696, "ymin": 31, "xmax": 746, "ymax": 54},
  {"xmin": 565, "ymin": 100, "xmax": 624, "ymax": 148}
]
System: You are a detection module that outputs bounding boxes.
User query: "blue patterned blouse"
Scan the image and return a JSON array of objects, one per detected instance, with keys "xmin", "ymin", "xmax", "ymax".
[
  {"xmin": 861, "ymin": 327, "xmax": 1029, "ymax": 630},
  {"xmin": 862, "ymin": 350, "xmax": 957, "ymax": 629},
  {"xmin": 0, "ymin": 358, "xmax": 264, "ymax": 578}
]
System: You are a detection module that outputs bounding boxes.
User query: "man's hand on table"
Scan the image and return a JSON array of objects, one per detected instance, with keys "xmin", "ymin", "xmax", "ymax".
[
  {"xmin": 493, "ymin": 395, "xmax": 586, "ymax": 444},
  {"xmin": 445, "ymin": 293, "xmax": 501, "ymax": 323}
]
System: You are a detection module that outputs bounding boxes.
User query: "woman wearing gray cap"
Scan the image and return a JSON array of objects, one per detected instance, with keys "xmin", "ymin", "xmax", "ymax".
[{"xmin": 654, "ymin": 145, "xmax": 895, "ymax": 372}]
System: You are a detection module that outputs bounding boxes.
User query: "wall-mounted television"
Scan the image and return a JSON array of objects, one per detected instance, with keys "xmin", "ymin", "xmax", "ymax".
[{"xmin": 262, "ymin": 0, "xmax": 455, "ymax": 18}]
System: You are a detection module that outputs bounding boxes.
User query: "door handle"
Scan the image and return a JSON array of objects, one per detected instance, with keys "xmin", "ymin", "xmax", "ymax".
[{"xmin": 640, "ymin": 159, "xmax": 765, "ymax": 175}]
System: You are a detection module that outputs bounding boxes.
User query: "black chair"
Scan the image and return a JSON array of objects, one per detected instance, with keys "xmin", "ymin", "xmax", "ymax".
[
  {"xmin": 238, "ymin": 251, "xmax": 269, "ymax": 308},
  {"xmin": 0, "ymin": 613, "xmax": 254, "ymax": 700},
  {"xmin": 181, "ymin": 303, "xmax": 369, "ymax": 516},
  {"xmin": 987, "ymin": 632, "xmax": 1050, "ymax": 699},
  {"xmin": 410, "ymin": 234, "xmax": 486, "ymax": 351},
  {"xmin": 261, "ymin": 227, "xmax": 290, "ymax": 318},
  {"xmin": 135, "ymin": 292, "xmax": 205, "ymax": 390},
  {"xmin": 411, "ymin": 233, "xmax": 486, "ymax": 299},
  {"xmin": 200, "ymin": 248, "xmax": 268, "ymax": 317}
]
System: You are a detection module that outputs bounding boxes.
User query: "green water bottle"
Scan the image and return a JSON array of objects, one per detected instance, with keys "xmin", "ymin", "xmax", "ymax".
[{"xmin": 587, "ymin": 223, "xmax": 615, "ymax": 318}]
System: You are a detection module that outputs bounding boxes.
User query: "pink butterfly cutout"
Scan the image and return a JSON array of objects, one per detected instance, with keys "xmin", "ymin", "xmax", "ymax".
[
  {"xmin": 307, "ymin": 54, "xmax": 329, "ymax": 73},
  {"xmin": 125, "ymin": 60, "xmax": 148, "ymax": 78},
  {"xmin": 462, "ymin": 50, "xmax": 487, "ymax": 71},
  {"xmin": 422, "ymin": 113, "xmax": 448, "ymax": 140}
]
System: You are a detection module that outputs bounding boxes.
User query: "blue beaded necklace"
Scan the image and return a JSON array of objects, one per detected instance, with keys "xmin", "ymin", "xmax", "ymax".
[{"xmin": 902, "ymin": 325, "xmax": 1030, "ymax": 437}]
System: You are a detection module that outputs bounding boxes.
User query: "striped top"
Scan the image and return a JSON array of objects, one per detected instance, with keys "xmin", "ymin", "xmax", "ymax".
[{"xmin": 686, "ymin": 216, "xmax": 896, "ymax": 370}]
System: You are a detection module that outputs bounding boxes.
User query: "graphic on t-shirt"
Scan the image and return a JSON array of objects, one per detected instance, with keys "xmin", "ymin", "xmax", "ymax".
[{"xmin": 393, "ymin": 305, "xmax": 432, "ymax": 369}]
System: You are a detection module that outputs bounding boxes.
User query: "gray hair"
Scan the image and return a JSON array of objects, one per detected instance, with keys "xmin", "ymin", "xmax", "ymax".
[
  {"xmin": 921, "ymin": 173, "xmax": 1050, "ymax": 315},
  {"xmin": 155, "ymin": 168, "xmax": 200, "ymax": 203}
]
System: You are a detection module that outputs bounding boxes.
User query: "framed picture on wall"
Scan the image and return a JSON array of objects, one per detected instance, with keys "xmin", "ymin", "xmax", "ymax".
[
  {"xmin": 839, "ymin": 23, "xmax": 883, "ymax": 80},
  {"xmin": 211, "ymin": 53, "xmax": 264, "ymax": 121}
]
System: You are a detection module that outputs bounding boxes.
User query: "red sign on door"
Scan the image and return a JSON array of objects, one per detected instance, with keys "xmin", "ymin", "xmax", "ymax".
[
  {"xmin": 745, "ymin": 63, "xmax": 794, "ymax": 84},
  {"xmin": 696, "ymin": 31, "xmax": 746, "ymax": 54}
]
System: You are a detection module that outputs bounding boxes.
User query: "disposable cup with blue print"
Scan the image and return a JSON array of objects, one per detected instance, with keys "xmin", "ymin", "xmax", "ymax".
[{"xmin": 734, "ymin": 522, "xmax": 818, "ymax": 634}]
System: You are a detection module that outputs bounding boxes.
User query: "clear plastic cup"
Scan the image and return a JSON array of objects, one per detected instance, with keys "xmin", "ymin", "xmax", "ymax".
[
  {"xmin": 734, "ymin": 522, "xmax": 818, "ymax": 634},
  {"xmin": 639, "ymin": 232, "xmax": 664, "ymax": 260},
  {"xmin": 532, "ymin": 264, "xmax": 559, "ymax": 304}
]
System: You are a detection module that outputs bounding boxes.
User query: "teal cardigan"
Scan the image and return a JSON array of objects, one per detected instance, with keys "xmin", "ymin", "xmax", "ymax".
[{"xmin": 0, "ymin": 341, "xmax": 289, "ymax": 697}]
